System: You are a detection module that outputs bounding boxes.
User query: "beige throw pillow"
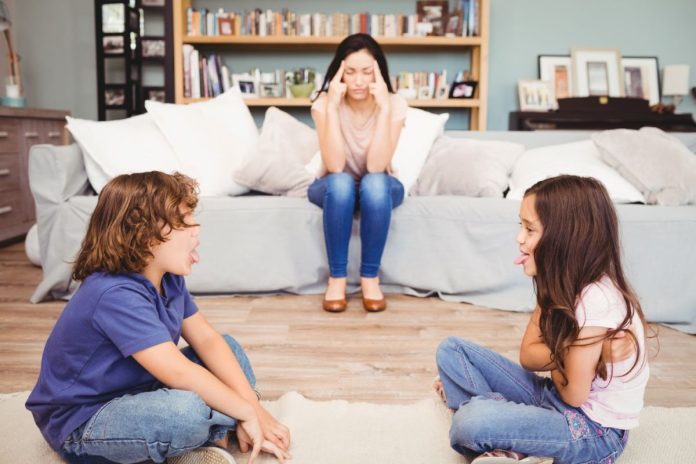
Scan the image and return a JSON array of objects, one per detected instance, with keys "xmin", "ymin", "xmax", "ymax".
[
  {"xmin": 412, "ymin": 136, "xmax": 524, "ymax": 197},
  {"xmin": 234, "ymin": 107, "xmax": 318, "ymax": 197},
  {"xmin": 592, "ymin": 127, "xmax": 696, "ymax": 205}
]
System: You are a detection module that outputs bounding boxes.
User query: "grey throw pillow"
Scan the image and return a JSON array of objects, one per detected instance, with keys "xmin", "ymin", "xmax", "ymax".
[
  {"xmin": 592, "ymin": 127, "xmax": 696, "ymax": 206},
  {"xmin": 411, "ymin": 136, "xmax": 524, "ymax": 197},
  {"xmin": 233, "ymin": 107, "xmax": 318, "ymax": 197}
]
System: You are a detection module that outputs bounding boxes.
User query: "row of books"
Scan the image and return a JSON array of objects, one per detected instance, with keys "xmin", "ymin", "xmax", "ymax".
[
  {"xmin": 185, "ymin": 7, "xmax": 480, "ymax": 38},
  {"xmin": 182, "ymin": 45, "xmax": 231, "ymax": 99}
]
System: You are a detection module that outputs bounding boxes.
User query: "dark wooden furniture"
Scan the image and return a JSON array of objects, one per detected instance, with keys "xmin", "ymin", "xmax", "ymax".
[
  {"xmin": 0, "ymin": 107, "xmax": 69, "ymax": 243},
  {"xmin": 509, "ymin": 97, "xmax": 696, "ymax": 131}
]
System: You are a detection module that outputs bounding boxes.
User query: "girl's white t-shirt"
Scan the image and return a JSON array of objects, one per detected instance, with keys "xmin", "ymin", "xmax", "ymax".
[{"xmin": 575, "ymin": 276, "xmax": 649, "ymax": 429}]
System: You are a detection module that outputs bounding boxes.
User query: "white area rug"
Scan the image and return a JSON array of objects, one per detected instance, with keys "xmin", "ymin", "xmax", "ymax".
[{"xmin": 2, "ymin": 391, "xmax": 695, "ymax": 463}]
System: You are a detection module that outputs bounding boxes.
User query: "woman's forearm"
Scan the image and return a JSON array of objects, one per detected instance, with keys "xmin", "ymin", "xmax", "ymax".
[
  {"xmin": 319, "ymin": 104, "xmax": 346, "ymax": 172},
  {"xmin": 366, "ymin": 106, "xmax": 393, "ymax": 172}
]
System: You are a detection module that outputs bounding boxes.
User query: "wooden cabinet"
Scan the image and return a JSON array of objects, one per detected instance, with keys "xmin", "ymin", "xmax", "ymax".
[
  {"xmin": 171, "ymin": 0, "xmax": 489, "ymax": 130},
  {"xmin": 0, "ymin": 107, "xmax": 70, "ymax": 243}
]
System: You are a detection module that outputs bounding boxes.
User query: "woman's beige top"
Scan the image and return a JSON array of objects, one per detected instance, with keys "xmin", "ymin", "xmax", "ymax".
[{"xmin": 311, "ymin": 92, "xmax": 408, "ymax": 179}]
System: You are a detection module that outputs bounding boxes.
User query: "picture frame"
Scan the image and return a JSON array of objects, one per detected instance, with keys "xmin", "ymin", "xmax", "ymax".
[
  {"xmin": 104, "ymin": 88, "xmax": 126, "ymax": 107},
  {"xmin": 538, "ymin": 55, "xmax": 573, "ymax": 99},
  {"xmin": 571, "ymin": 48, "xmax": 624, "ymax": 97},
  {"xmin": 518, "ymin": 80, "xmax": 556, "ymax": 111},
  {"xmin": 101, "ymin": 4, "xmax": 125, "ymax": 34},
  {"xmin": 416, "ymin": 1, "xmax": 449, "ymax": 37},
  {"xmin": 449, "ymin": 80, "xmax": 477, "ymax": 99},
  {"xmin": 621, "ymin": 56, "xmax": 660, "ymax": 106},
  {"xmin": 260, "ymin": 83, "xmax": 282, "ymax": 98},
  {"xmin": 144, "ymin": 87, "xmax": 166, "ymax": 103},
  {"xmin": 103, "ymin": 35, "xmax": 125, "ymax": 55},
  {"xmin": 141, "ymin": 38, "xmax": 166, "ymax": 58}
]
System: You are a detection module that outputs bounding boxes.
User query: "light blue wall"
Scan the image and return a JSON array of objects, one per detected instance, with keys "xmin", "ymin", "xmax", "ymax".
[{"xmin": 10, "ymin": 0, "xmax": 696, "ymax": 129}]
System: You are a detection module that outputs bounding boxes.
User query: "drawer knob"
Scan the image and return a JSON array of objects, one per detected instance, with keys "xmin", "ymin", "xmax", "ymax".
[
  {"xmin": 25, "ymin": 131, "xmax": 39, "ymax": 139},
  {"xmin": 0, "ymin": 168, "xmax": 9, "ymax": 176},
  {"xmin": 0, "ymin": 205, "xmax": 13, "ymax": 215},
  {"xmin": 0, "ymin": 131, "xmax": 8, "ymax": 138},
  {"xmin": 47, "ymin": 131, "xmax": 61, "ymax": 138}
]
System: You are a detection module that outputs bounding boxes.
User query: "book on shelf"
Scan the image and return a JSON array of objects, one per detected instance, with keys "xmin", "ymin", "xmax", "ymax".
[{"xmin": 183, "ymin": 5, "xmax": 481, "ymax": 38}]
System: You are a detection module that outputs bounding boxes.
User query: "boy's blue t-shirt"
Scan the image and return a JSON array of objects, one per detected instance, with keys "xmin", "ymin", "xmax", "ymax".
[{"xmin": 25, "ymin": 272, "xmax": 198, "ymax": 450}]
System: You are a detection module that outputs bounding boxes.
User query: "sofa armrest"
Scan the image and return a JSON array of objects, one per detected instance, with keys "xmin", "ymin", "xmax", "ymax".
[{"xmin": 28, "ymin": 143, "xmax": 92, "ymax": 205}]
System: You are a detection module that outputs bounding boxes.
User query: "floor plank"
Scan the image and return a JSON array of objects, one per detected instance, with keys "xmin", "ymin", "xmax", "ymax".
[{"xmin": 1, "ymin": 241, "xmax": 694, "ymax": 406}]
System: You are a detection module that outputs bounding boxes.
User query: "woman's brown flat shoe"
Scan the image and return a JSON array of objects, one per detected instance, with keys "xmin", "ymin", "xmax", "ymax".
[
  {"xmin": 322, "ymin": 298, "xmax": 347, "ymax": 313},
  {"xmin": 362, "ymin": 295, "xmax": 386, "ymax": 312}
]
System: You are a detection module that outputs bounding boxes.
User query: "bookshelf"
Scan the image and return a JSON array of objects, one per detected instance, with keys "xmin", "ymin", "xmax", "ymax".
[{"xmin": 172, "ymin": 0, "xmax": 489, "ymax": 130}]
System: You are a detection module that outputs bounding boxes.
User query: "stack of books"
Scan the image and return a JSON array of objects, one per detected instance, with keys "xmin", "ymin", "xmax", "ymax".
[{"xmin": 181, "ymin": 45, "xmax": 231, "ymax": 98}]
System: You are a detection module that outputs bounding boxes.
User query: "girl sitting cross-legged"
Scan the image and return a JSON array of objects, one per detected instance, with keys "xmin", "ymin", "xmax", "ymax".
[
  {"xmin": 26, "ymin": 172, "xmax": 291, "ymax": 464},
  {"xmin": 435, "ymin": 175, "xmax": 650, "ymax": 464}
]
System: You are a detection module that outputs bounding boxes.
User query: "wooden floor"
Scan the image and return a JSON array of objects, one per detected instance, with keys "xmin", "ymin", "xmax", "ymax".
[{"xmin": 1, "ymin": 241, "xmax": 695, "ymax": 406}]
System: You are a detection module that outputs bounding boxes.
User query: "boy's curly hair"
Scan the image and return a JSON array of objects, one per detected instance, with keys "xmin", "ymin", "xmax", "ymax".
[{"xmin": 72, "ymin": 171, "xmax": 199, "ymax": 281}]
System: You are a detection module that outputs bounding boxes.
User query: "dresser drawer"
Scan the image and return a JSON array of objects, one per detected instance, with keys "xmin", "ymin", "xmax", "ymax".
[
  {"xmin": 0, "ymin": 153, "xmax": 21, "ymax": 192},
  {"xmin": 0, "ymin": 120, "xmax": 19, "ymax": 153},
  {"xmin": 0, "ymin": 189, "xmax": 26, "ymax": 229}
]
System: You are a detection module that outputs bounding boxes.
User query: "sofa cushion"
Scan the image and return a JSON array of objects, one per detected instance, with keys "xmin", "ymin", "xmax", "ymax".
[
  {"xmin": 145, "ymin": 87, "xmax": 258, "ymax": 196},
  {"xmin": 412, "ymin": 135, "xmax": 524, "ymax": 197},
  {"xmin": 507, "ymin": 140, "xmax": 645, "ymax": 203},
  {"xmin": 592, "ymin": 127, "xmax": 696, "ymax": 206},
  {"xmin": 233, "ymin": 107, "xmax": 317, "ymax": 197},
  {"xmin": 65, "ymin": 114, "xmax": 181, "ymax": 193},
  {"xmin": 391, "ymin": 107, "xmax": 449, "ymax": 194}
]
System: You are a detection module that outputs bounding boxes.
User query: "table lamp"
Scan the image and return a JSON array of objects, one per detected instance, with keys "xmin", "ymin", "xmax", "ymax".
[
  {"xmin": 0, "ymin": 1, "xmax": 25, "ymax": 107},
  {"xmin": 662, "ymin": 65, "xmax": 690, "ymax": 108}
]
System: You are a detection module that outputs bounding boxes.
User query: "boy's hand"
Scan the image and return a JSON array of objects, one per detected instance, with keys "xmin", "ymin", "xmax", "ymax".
[
  {"xmin": 237, "ymin": 419, "xmax": 291, "ymax": 464},
  {"xmin": 257, "ymin": 405, "xmax": 291, "ymax": 451}
]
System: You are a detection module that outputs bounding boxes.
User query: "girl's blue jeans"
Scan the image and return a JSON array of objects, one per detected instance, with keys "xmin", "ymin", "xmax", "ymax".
[
  {"xmin": 59, "ymin": 334, "xmax": 255, "ymax": 464},
  {"xmin": 307, "ymin": 172, "xmax": 405, "ymax": 278},
  {"xmin": 436, "ymin": 336, "xmax": 629, "ymax": 464}
]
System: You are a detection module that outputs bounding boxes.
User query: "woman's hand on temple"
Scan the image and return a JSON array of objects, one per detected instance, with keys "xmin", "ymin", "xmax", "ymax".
[
  {"xmin": 328, "ymin": 60, "xmax": 347, "ymax": 109},
  {"xmin": 369, "ymin": 60, "xmax": 390, "ymax": 110}
]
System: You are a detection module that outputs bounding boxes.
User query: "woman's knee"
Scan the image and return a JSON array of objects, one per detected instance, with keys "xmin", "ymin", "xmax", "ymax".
[
  {"xmin": 326, "ymin": 172, "xmax": 355, "ymax": 195},
  {"xmin": 359, "ymin": 173, "xmax": 390, "ymax": 200}
]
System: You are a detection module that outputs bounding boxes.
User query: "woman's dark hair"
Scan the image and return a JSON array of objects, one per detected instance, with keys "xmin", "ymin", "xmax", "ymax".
[
  {"xmin": 525, "ymin": 175, "xmax": 648, "ymax": 384},
  {"xmin": 315, "ymin": 33, "xmax": 394, "ymax": 99}
]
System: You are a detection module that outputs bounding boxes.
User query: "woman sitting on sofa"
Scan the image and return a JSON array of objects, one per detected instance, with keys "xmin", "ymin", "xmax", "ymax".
[{"xmin": 309, "ymin": 33, "xmax": 408, "ymax": 313}]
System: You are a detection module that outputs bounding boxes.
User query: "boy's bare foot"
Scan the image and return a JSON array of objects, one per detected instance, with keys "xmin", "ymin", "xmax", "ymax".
[{"xmin": 433, "ymin": 376, "xmax": 447, "ymax": 404}]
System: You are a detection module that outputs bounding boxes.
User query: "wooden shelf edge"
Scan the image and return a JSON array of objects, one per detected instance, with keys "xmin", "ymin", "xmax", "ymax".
[
  {"xmin": 178, "ymin": 97, "xmax": 480, "ymax": 108},
  {"xmin": 182, "ymin": 35, "xmax": 483, "ymax": 47}
]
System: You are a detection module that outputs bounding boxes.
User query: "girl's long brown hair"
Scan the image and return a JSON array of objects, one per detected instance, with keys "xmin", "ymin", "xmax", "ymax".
[
  {"xmin": 73, "ymin": 171, "xmax": 198, "ymax": 281},
  {"xmin": 525, "ymin": 175, "xmax": 646, "ymax": 383}
]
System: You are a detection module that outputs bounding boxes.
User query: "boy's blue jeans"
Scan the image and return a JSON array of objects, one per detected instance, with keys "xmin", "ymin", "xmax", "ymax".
[
  {"xmin": 436, "ymin": 337, "xmax": 629, "ymax": 464},
  {"xmin": 59, "ymin": 335, "xmax": 255, "ymax": 464},
  {"xmin": 307, "ymin": 172, "xmax": 405, "ymax": 278}
]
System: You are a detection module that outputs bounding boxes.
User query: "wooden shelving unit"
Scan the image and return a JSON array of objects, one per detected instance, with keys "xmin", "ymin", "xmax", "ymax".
[{"xmin": 172, "ymin": 0, "xmax": 489, "ymax": 130}]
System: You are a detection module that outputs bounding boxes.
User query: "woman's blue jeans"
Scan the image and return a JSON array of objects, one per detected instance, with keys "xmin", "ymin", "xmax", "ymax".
[
  {"xmin": 436, "ymin": 337, "xmax": 629, "ymax": 464},
  {"xmin": 59, "ymin": 335, "xmax": 255, "ymax": 464},
  {"xmin": 307, "ymin": 172, "xmax": 405, "ymax": 278}
]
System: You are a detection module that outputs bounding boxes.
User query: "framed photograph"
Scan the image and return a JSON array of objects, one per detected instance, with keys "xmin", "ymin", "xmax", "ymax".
[
  {"xmin": 102, "ymin": 4, "xmax": 125, "ymax": 33},
  {"xmin": 141, "ymin": 38, "xmax": 165, "ymax": 58},
  {"xmin": 104, "ymin": 88, "xmax": 125, "ymax": 106},
  {"xmin": 144, "ymin": 87, "xmax": 166, "ymax": 103},
  {"xmin": 128, "ymin": 10, "xmax": 140, "ymax": 31},
  {"xmin": 571, "ymin": 48, "xmax": 624, "ymax": 97},
  {"xmin": 449, "ymin": 80, "xmax": 477, "ymax": 99},
  {"xmin": 416, "ymin": 1, "xmax": 449, "ymax": 37},
  {"xmin": 141, "ymin": 0, "xmax": 165, "ymax": 6},
  {"xmin": 538, "ymin": 55, "xmax": 573, "ymax": 99},
  {"xmin": 622, "ymin": 56, "xmax": 660, "ymax": 105},
  {"xmin": 103, "ymin": 35, "xmax": 124, "ymax": 55},
  {"xmin": 518, "ymin": 80, "xmax": 556, "ymax": 111}
]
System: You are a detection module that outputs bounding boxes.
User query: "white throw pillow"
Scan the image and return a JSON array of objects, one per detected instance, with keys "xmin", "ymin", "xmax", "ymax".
[
  {"xmin": 233, "ymin": 107, "xmax": 317, "ymax": 197},
  {"xmin": 392, "ymin": 108, "xmax": 449, "ymax": 194},
  {"xmin": 507, "ymin": 140, "xmax": 645, "ymax": 203},
  {"xmin": 592, "ymin": 127, "xmax": 696, "ymax": 206},
  {"xmin": 66, "ymin": 114, "xmax": 181, "ymax": 193},
  {"xmin": 146, "ymin": 87, "xmax": 258, "ymax": 196},
  {"xmin": 412, "ymin": 136, "xmax": 524, "ymax": 197}
]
